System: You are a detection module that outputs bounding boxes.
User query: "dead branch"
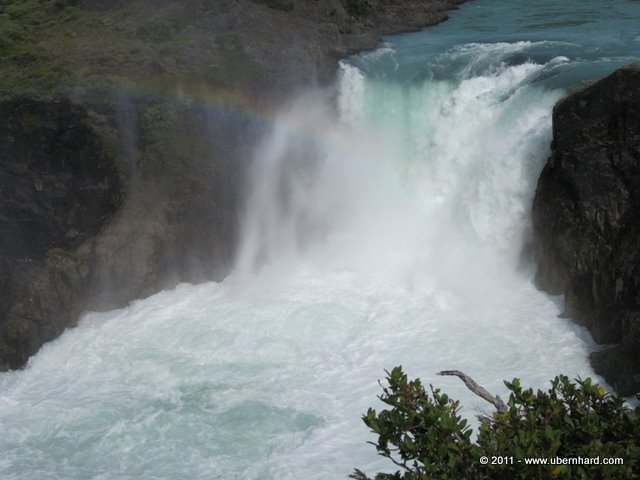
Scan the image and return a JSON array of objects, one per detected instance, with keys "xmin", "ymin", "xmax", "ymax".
[{"xmin": 437, "ymin": 370, "xmax": 508, "ymax": 413}]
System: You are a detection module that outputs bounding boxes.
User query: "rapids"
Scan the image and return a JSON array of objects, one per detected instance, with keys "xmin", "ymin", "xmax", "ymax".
[{"xmin": 2, "ymin": 0, "xmax": 640, "ymax": 478}]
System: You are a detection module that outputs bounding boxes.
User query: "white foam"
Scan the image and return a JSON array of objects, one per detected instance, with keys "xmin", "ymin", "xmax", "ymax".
[{"xmin": 0, "ymin": 43, "xmax": 600, "ymax": 480}]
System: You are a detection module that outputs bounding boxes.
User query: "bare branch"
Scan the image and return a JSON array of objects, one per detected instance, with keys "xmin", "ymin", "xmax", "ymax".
[{"xmin": 437, "ymin": 370, "xmax": 508, "ymax": 413}]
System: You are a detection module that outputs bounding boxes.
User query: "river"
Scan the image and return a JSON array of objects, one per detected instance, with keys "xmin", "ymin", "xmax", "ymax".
[{"xmin": 1, "ymin": 1, "xmax": 640, "ymax": 478}]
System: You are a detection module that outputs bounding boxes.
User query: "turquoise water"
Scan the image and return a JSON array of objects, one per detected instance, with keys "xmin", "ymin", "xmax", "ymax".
[
  {"xmin": 355, "ymin": 0, "xmax": 640, "ymax": 86},
  {"xmin": 1, "ymin": 1, "xmax": 640, "ymax": 479}
]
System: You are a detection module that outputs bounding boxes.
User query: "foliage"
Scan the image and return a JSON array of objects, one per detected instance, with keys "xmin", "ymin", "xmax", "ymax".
[
  {"xmin": 353, "ymin": 366, "xmax": 477, "ymax": 479},
  {"xmin": 0, "ymin": 0, "xmax": 268, "ymax": 98},
  {"xmin": 135, "ymin": 21, "xmax": 173, "ymax": 43},
  {"xmin": 343, "ymin": 0, "xmax": 370, "ymax": 17},
  {"xmin": 0, "ymin": 0, "xmax": 78, "ymax": 95},
  {"xmin": 352, "ymin": 367, "xmax": 640, "ymax": 480},
  {"xmin": 135, "ymin": 5, "xmax": 188, "ymax": 43},
  {"xmin": 139, "ymin": 103, "xmax": 186, "ymax": 177},
  {"xmin": 209, "ymin": 34, "xmax": 264, "ymax": 85}
]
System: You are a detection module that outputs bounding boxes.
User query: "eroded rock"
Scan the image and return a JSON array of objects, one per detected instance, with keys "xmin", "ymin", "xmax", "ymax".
[
  {"xmin": 0, "ymin": 98, "xmax": 121, "ymax": 368},
  {"xmin": 0, "ymin": 0, "xmax": 467, "ymax": 370},
  {"xmin": 532, "ymin": 63, "xmax": 640, "ymax": 395}
]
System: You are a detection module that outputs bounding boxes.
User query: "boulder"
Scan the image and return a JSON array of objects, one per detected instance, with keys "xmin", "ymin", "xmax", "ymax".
[{"xmin": 532, "ymin": 63, "xmax": 640, "ymax": 395}]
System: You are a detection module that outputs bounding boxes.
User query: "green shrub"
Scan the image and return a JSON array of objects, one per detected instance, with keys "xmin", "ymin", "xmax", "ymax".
[
  {"xmin": 343, "ymin": 0, "xmax": 370, "ymax": 17},
  {"xmin": 352, "ymin": 367, "xmax": 640, "ymax": 480},
  {"xmin": 0, "ymin": 18, "xmax": 26, "ymax": 42},
  {"xmin": 9, "ymin": 48, "xmax": 39, "ymax": 67},
  {"xmin": 135, "ymin": 6, "xmax": 189, "ymax": 43},
  {"xmin": 211, "ymin": 34, "xmax": 263, "ymax": 84},
  {"xmin": 135, "ymin": 21, "xmax": 173, "ymax": 42}
]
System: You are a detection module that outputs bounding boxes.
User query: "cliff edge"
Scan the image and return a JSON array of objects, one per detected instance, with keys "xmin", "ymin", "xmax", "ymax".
[
  {"xmin": 532, "ymin": 63, "xmax": 640, "ymax": 395},
  {"xmin": 0, "ymin": 0, "xmax": 465, "ymax": 370}
]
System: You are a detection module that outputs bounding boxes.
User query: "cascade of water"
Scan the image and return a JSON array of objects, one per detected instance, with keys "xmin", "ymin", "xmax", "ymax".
[
  {"xmin": 3, "ymin": 29, "xmax": 626, "ymax": 480},
  {"xmin": 236, "ymin": 42, "xmax": 568, "ymax": 289}
]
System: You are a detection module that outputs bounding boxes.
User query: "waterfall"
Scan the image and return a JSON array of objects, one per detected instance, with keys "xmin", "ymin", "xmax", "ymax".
[{"xmin": 0, "ymin": 33, "xmax": 613, "ymax": 480}]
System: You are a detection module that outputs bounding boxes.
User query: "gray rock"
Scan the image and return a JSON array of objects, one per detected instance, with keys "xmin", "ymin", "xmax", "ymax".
[
  {"xmin": 532, "ymin": 63, "xmax": 640, "ymax": 395},
  {"xmin": 0, "ymin": 98, "xmax": 121, "ymax": 368},
  {"xmin": 0, "ymin": 0, "xmax": 467, "ymax": 370}
]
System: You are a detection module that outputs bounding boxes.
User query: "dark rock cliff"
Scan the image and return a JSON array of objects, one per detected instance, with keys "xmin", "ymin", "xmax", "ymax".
[
  {"xmin": 0, "ymin": 0, "xmax": 466, "ymax": 370},
  {"xmin": 0, "ymin": 98, "xmax": 121, "ymax": 367},
  {"xmin": 532, "ymin": 63, "xmax": 640, "ymax": 395}
]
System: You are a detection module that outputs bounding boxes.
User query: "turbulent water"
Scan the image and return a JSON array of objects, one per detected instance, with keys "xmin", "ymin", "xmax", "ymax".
[{"xmin": 2, "ymin": 1, "xmax": 640, "ymax": 479}]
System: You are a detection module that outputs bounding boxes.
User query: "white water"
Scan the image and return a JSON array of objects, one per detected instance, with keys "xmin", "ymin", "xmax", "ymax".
[{"xmin": 0, "ymin": 43, "xmax": 600, "ymax": 479}]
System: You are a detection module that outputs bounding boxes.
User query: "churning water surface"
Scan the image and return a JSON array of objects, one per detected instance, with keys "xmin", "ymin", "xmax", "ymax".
[{"xmin": 2, "ymin": 1, "xmax": 640, "ymax": 479}]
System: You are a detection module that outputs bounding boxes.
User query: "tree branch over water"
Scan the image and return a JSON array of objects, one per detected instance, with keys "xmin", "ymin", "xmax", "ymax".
[{"xmin": 437, "ymin": 370, "xmax": 508, "ymax": 412}]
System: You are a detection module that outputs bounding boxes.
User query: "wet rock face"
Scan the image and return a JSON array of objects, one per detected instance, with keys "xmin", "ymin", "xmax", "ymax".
[
  {"xmin": 0, "ymin": 0, "xmax": 467, "ymax": 370},
  {"xmin": 532, "ymin": 63, "xmax": 640, "ymax": 395},
  {"xmin": 0, "ymin": 98, "xmax": 121, "ymax": 259},
  {"xmin": 0, "ymin": 98, "xmax": 121, "ymax": 369}
]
